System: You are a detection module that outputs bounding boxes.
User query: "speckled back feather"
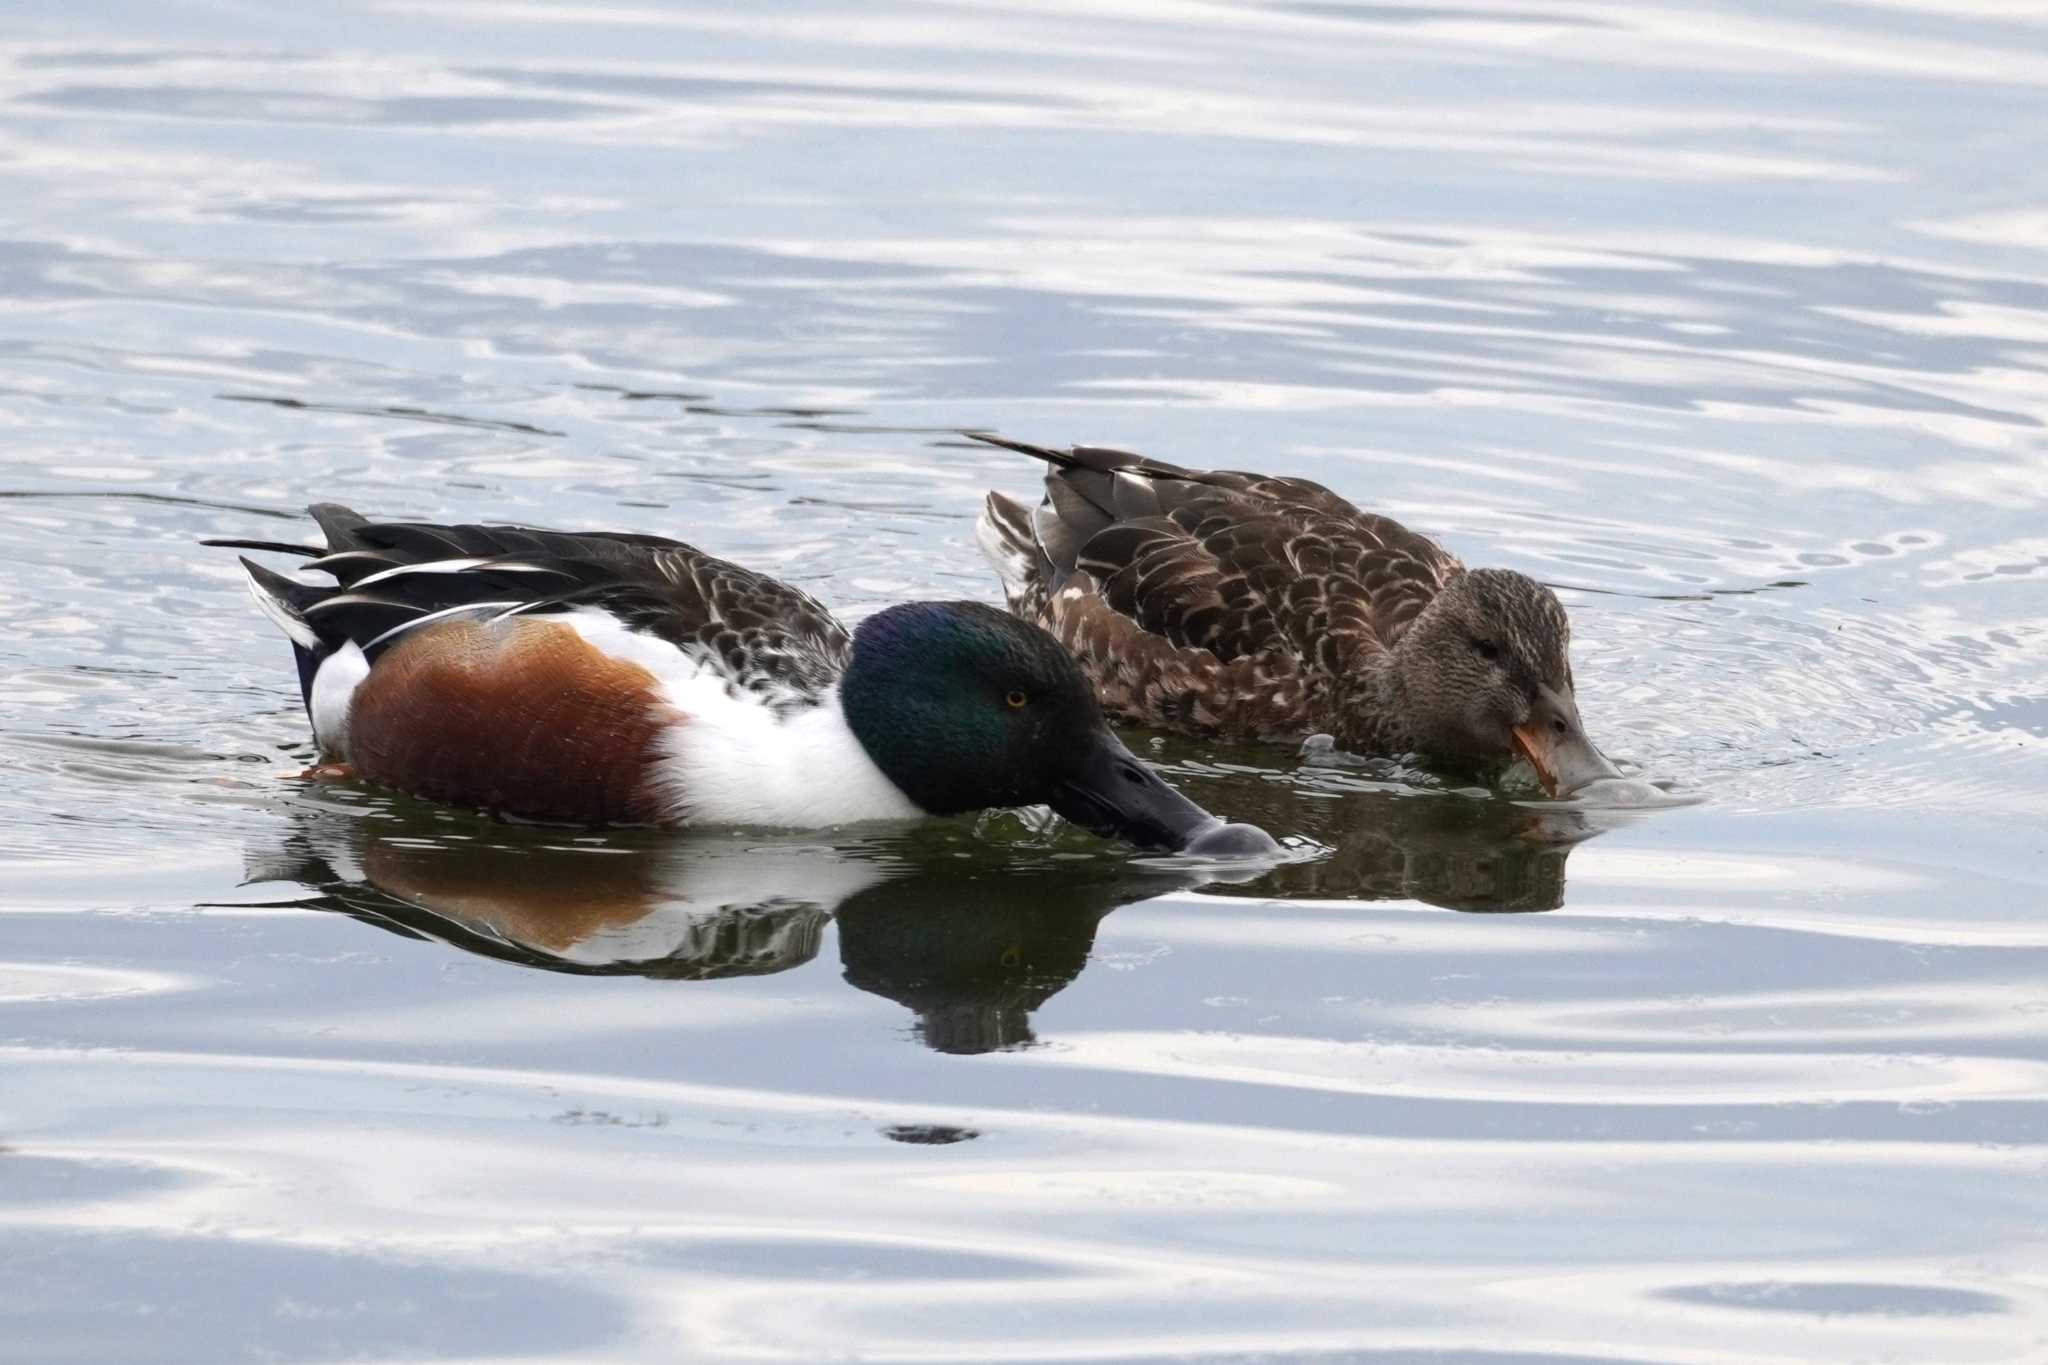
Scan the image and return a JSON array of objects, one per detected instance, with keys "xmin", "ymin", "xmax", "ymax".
[{"xmin": 975, "ymin": 435, "xmax": 1465, "ymax": 739}]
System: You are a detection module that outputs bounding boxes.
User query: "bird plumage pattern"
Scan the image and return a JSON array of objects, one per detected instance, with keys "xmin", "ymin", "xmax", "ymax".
[{"xmin": 978, "ymin": 434, "xmax": 1462, "ymax": 750}]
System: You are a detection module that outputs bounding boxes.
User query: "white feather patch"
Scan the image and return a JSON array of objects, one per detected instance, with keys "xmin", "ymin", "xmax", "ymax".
[
  {"xmin": 555, "ymin": 609, "xmax": 703, "ymax": 685},
  {"xmin": 307, "ymin": 550, "xmax": 398, "ymax": 576},
  {"xmin": 309, "ymin": 641, "xmax": 369, "ymax": 758},
  {"xmin": 548, "ymin": 608, "xmax": 922, "ymax": 828},
  {"xmin": 976, "ymin": 496, "xmax": 1040, "ymax": 610},
  {"xmin": 348, "ymin": 557, "xmax": 485, "ymax": 587},
  {"xmin": 350, "ymin": 558, "xmax": 560, "ymax": 588},
  {"xmin": 653, "ymin": 679, "xmax": 924, "ymax": 828}
]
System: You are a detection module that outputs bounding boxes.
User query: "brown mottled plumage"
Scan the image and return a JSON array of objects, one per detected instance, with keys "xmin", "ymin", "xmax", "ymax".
[{"xmin": 976, "ymin": 435, "xmax": 1618, "ymax": 793}]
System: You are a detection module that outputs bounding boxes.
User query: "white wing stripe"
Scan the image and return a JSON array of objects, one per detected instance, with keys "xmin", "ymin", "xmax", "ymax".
[
  {"xmin": 242, "ymin": 570, "xmax": 319, "ymax": 649},
  {"xmin": 304, "ymin": 592, "xmax": 415, "ymax": 616},
  {"xmin": 350, "ymin": 557, "xmax": 558, "ymax": 588}
]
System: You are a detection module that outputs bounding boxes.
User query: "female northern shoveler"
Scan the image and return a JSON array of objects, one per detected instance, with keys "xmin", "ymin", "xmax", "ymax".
[
  {"xmin": 975, "ymin": 436, "xmax": 1620, "ymax": 796},
  {"xmin": 212, "ymin": 504, "xmax": 1277, "ymax": 855}
]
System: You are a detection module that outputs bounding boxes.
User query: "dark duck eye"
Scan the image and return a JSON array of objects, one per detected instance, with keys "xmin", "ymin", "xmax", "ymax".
[
  {"xmin": 1005, "ymin": 689, "xmax": 1029, "ymax": 709},
  {"xmin": 1473, "ymin": 639, "xmax": 1500, "ymax": 662}
]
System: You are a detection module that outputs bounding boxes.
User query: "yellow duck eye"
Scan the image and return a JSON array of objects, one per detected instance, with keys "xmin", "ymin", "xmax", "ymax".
[{"xmin": 1006, "ymin": 689, "xmax": 1029, "ymax": 709}]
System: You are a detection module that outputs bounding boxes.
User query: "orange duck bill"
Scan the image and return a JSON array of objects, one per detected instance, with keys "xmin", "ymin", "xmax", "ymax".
[{"xmin": 1511, "ymin": 685, "xmax": 1622, "ymax": 797}]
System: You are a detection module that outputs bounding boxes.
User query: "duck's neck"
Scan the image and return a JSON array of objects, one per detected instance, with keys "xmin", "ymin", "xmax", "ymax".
[
  {"xmin": 838, "ymin": 642, "xmax": 987, "ymax": 817},
  {"xmin": 1331, "ymin": 649, "xmax": 1417, "ymax": 756},
  {"xmin": 839, "ymin": 604, "xmax": 1039, "ymax": 817}
]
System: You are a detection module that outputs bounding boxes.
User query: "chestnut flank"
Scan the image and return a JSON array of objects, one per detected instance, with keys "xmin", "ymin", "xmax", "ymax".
[{"xmin": 347, "ymin": 617, "xmax": 680, "ymax": 826}]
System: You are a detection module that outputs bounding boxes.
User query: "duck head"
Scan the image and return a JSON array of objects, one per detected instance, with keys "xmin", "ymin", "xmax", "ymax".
[
  {"xmin": 842, "ymin": 601, "xmax": 1276, "ymax": 854},
  {"xmin": 1386, "ymin": 568, "xmax": 1619, "ymax": 796}
]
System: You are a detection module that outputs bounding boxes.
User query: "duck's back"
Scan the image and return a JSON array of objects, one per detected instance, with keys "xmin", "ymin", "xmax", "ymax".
[
  {"xmin": 977, "ymin": 437, "xmax": 1463, "ymax": 738},
  {"xmin": 221, "ymin": 507, "xmax": 858, "ymax": 825},
  {"xmin": 293, "ymin": 508, "xmax": 853, "ymax": 706}
]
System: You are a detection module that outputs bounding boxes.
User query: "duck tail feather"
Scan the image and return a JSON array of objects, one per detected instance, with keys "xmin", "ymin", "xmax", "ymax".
[
  {"xmin": 965, "ymin": 431, "xmax": 1076, "ymax": 466},
  {"xmin": 308, "ymin": 502, "xmax": 371, "ymax": 551},
  {"xmin": 969, "ymin": 430, "xmax": 1197, "ymax": 483},
  {"xmin": 977, "ymin": 491, "xmax": 1052, "ymax": 612},
  {"xmin": 199, "ymin": 536, "xmax": 320, "ymax": 556},
  {"xmin": 239, "ymin": 556, "xmax": 327, "ymax": 651}
]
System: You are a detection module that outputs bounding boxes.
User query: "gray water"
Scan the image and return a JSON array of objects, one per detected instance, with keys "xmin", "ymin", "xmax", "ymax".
[{"xmin": 3, "ymin": 2, "xmax": 2047, "ymax": 1361}]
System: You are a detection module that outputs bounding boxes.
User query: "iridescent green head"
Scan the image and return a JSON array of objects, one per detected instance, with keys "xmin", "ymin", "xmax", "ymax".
[{"xmin": 841, "ymin": 601, "xmax": 1276, "ymax": 854}]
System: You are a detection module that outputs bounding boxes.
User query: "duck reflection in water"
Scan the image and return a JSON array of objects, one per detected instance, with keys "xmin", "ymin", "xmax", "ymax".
[
  {"xmin": 1154, "ymin": 736, "xmax": 1637, "ymax": 913},
  {"xmin": 246, "ymin": 802, "xmax": 1220, "ymax": 1054},
  {"xmin": 245, "ymin": 777, "xmax": 1621, "ymax": 1054},
  {"xmin": 1189, "ymin": 784, "xmax": 1617, "ymax": 913}
]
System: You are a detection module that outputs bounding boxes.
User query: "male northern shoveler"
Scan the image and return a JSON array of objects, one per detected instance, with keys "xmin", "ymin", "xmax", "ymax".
[
  {"xmin": 211, "ymin": 504, "xmax": 1278, "ymax": 855},
  {"xmin": 975, "ymin": 436, "xmax": 1620, "ymax": 796}
]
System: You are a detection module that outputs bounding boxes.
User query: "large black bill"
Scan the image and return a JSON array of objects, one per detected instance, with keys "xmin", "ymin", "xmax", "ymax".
[{"xmin": 1049, "ymin": 729, "xmax": 1277, "ymax": 855}]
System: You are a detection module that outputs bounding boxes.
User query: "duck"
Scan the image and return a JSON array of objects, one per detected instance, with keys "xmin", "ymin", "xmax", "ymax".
[
  {"xmin": 974, "ymin": 435, "xmax": 1619, "ymax": 796},
  {"xmin": 208, "ymin": 503, "xmax": 1278, "ymax": 855}
]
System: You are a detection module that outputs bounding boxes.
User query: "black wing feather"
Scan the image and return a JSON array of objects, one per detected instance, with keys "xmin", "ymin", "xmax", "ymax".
[{"xmin": 225, "ymin": 504, "xmax": 852, "ymax": 709}]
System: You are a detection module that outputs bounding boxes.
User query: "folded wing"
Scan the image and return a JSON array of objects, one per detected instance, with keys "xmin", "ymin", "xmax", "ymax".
[
  {"xmin": 975, "ymin": 436, "xmax": 1462, "ymax": 736},
  {"xmin": 223, "ymin": 504, "xmax": 852, "ymax": 715}
]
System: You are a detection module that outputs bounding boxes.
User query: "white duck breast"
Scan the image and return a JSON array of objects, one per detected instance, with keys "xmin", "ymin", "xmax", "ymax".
[{"xmin": 557, "ymin": 608, "xmax": 923, "ymax": 827}]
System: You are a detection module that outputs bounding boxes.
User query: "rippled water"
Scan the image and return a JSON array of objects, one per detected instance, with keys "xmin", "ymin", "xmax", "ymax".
[{"xmin": 4, "ymin": 2, "xmax": 2047, "ymax": 1360}]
